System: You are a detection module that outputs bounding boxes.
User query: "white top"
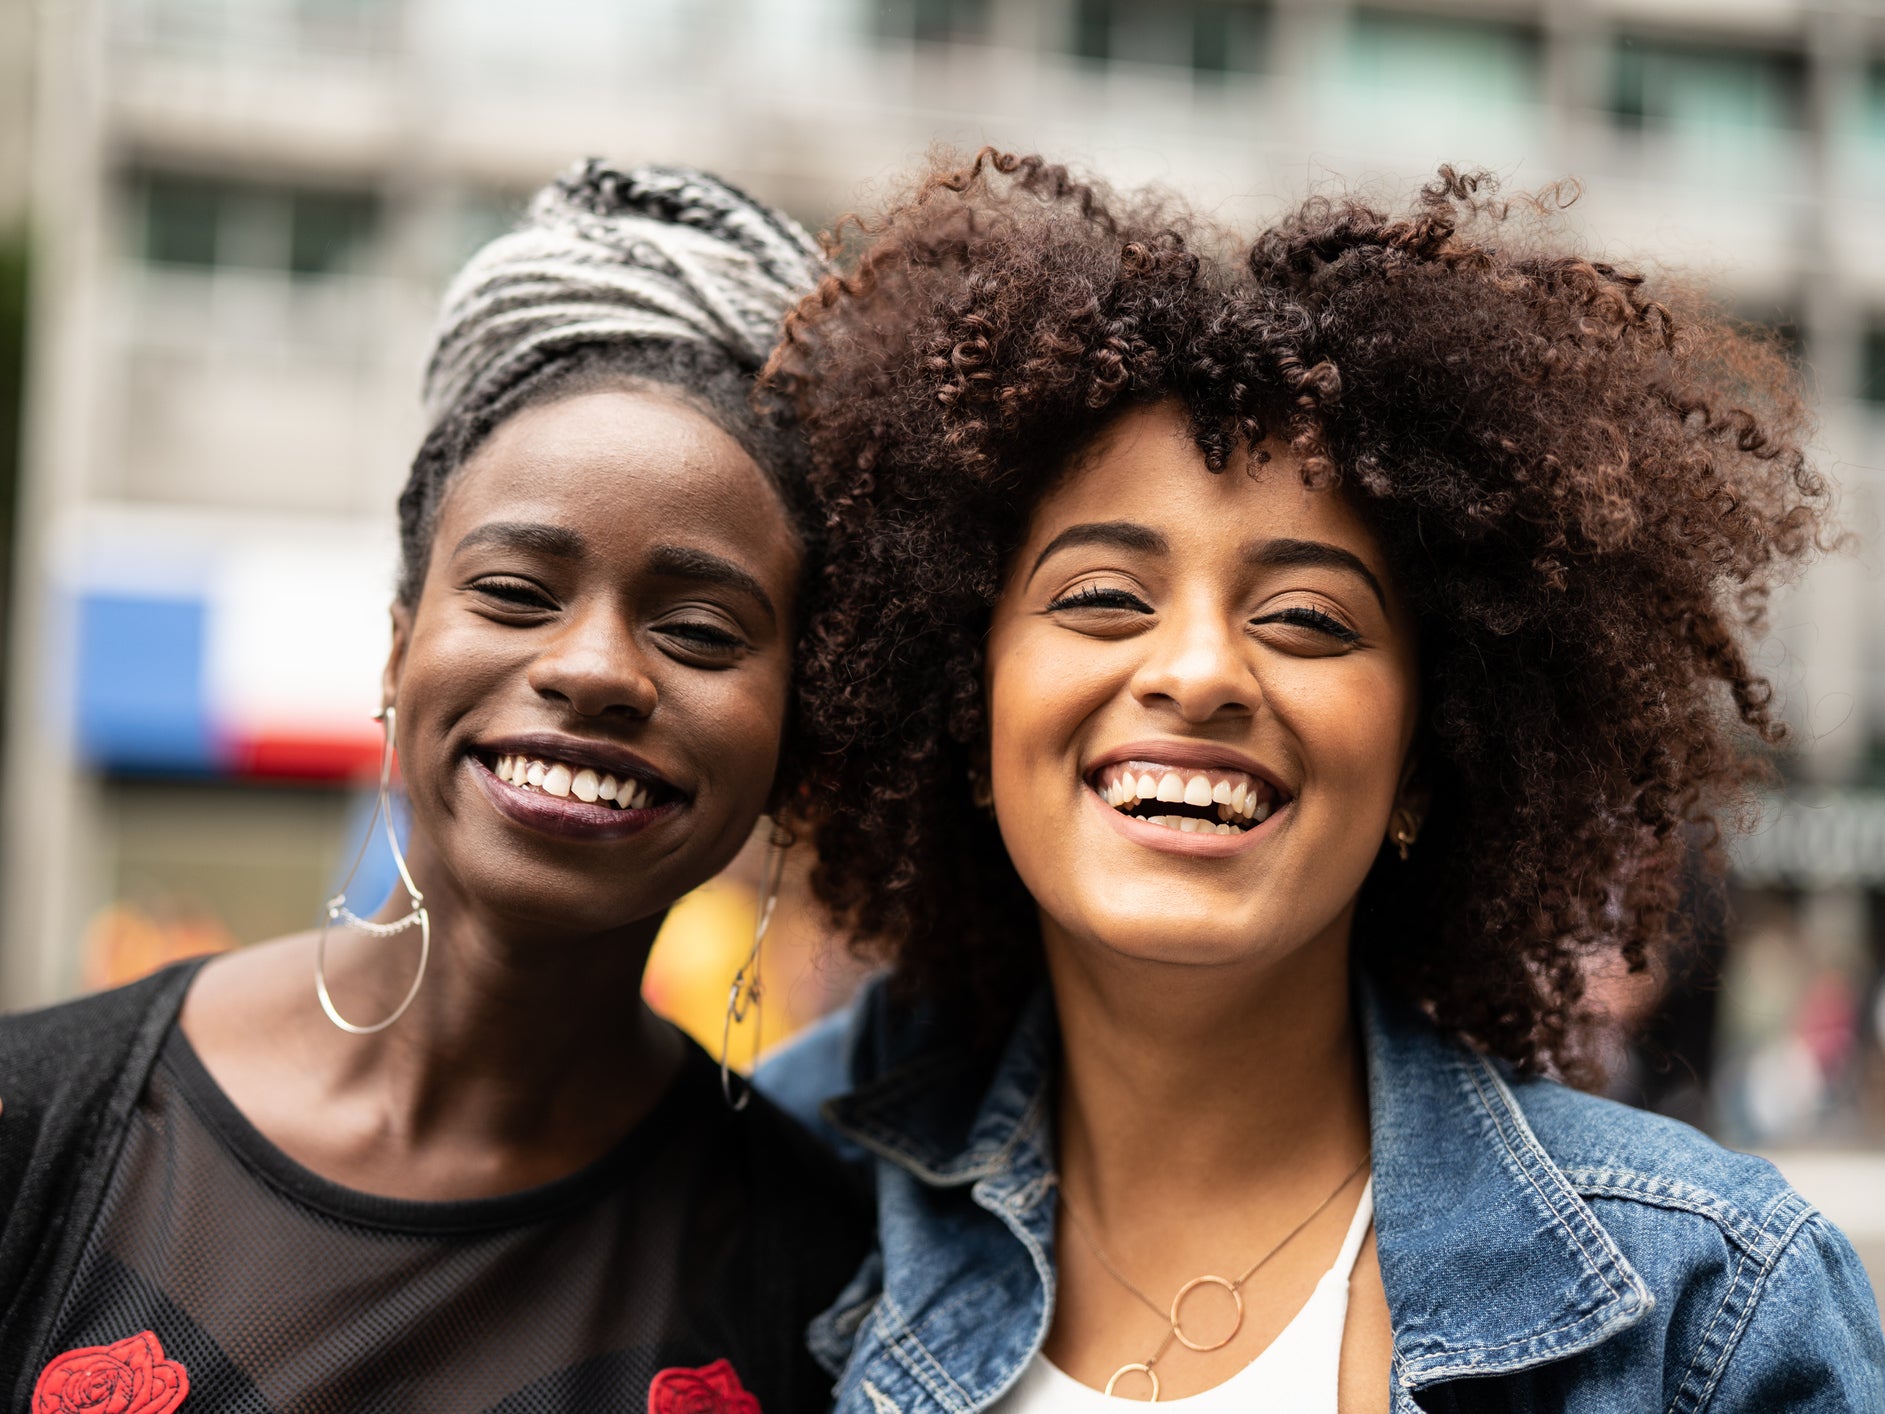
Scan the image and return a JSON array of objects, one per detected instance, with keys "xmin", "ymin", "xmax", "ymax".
[{"xmin": 994, "ymin": 1179, "xmax": 1375, "ymax": 1413}]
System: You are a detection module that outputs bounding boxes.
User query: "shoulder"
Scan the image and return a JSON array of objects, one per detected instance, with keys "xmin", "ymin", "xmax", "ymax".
[
  {"xmin": 755, "ymin": 1002, "xmax": 864, "ymax": 1161},
  {"xmin": 0, "ymin": 961, "xmax": 203, "ymax": 1357},
  {"xmin": 1504, "ymin": 1073, "xmax": 1885, "ymax": 1406},
  {"xmin": 1506, "ymin": 1072, "xmax": 1807, "ymax": 1247},
  {"xmin": 0, "ymin": 961, "xmax": 201, "ymax": 1113}
]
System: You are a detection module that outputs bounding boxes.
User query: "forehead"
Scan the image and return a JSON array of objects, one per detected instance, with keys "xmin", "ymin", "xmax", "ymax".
[
  {"xmin": 1029, "ymin": 403, "xmax": 1382, "ymax": 562},
  {"xmin": 442, "ymin": 387, "xmax": 786, "ymax": 531}
]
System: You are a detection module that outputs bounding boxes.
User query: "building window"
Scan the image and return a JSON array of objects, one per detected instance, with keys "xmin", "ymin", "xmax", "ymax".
[
  {"xmin": 1862, "ymin": 63, "xmax": 1885, "ymax": 163},
  {"xmin": 1068, "ymin": 0, "xmax": 1265, "ymax": 76},
  {"xmin": 141, "ymin": 174, "xmax": 224, "ymax": 269},
  {"xmin": 132, "ymin": 170, "xmax": 381, "ymax": 278},
  {"xmin": 1342, "ymin": 10, "xmax": 1538, "ymax": 109},
  {"xmin": 1611, "ymin": 37, "xmax": 1802, "ymax": 138},
  {"xmin": 873, "ymin": 0, "xmax": 988, "ymax": 45},
  {"xmin": 1861, "ymin": 323, "xmax": 1885, "ymax": 407},
  {"xmin": 287, "ymin": 189, "xmax": 378, "ymax": 277}
]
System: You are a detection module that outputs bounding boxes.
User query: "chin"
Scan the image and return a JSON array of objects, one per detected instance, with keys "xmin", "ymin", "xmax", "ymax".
[{"xmin": 1083, "ymin": 915, "xmax": 1282, "ymax": 970}]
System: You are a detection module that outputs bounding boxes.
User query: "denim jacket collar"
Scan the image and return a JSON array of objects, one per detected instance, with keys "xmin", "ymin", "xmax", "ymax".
[{"xmin": 817, "ymin": 980, "xmax": 1654, "ymax": 1408}]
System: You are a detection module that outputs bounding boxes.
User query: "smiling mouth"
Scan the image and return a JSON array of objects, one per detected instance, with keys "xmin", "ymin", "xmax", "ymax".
[
  {"xmin": 1091, "ymin": 761, "xmax": 1290, "ymax": 836},
  {"xmin": 483, "ymin": 751, "xmax": 682, "ymax": 812}
]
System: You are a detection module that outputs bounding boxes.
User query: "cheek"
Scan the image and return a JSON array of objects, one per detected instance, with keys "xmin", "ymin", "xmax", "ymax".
[
  {"xmin": 665, "ymin": 666, "xmax": 791, "ymax": 787},
  {"xmin": 1272, "ymin": 658, "xmax": 1416, "ymax": 802},
  {"xmin": 985, "ymin": 628, "xmax": 1115, "ymax": 783}
]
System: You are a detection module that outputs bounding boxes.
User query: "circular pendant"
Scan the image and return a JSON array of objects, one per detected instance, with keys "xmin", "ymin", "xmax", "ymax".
[
  {"xmin": 1104, "ymin": 1363, "xmax": 1160, "ymax": 1402},
  {"xmin": 1170, "ymin": 1274, "xmax": 1244, "ymax": 1353}
]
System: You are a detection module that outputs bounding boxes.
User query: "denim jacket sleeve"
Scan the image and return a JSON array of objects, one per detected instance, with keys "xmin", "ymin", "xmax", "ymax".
[{"xmin": 1699, "ymin": 1212, "xmax": 1885, "ymax": 1412}]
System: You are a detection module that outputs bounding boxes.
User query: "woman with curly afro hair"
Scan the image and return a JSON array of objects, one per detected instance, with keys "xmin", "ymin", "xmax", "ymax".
[{"xmin": 758, "ymin": 151, "xmax": 1884, "ymax": 1413}]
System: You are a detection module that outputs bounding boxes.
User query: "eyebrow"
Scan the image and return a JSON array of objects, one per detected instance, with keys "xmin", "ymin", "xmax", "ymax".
[
  {"xmin": 645, "ymin": 544, "xmax": 777, "ymax": 624},
  {"xmin": 1026, "ymin": 522, "xmax": 1169, "ymax": 583},
  {"xmin": 452, "ymin": 524, "xmax": 777, "ymax": 623},
  {"xmin": 1245, "ymin": 538, "xmax": 1388, "ymax": 610},
  {"xmin": 453, "ymin": 521, "xmax": 586, "ymax": 560}
]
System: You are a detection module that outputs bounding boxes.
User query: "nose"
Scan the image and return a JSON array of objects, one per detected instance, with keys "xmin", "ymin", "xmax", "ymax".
[
  {"xmin": 526, "ymin": 602, "xmax": 659, "ymax": 719},
  {"xmin": 1130, "ymin": 599, "xmax": 1257, "ymax": 725}
]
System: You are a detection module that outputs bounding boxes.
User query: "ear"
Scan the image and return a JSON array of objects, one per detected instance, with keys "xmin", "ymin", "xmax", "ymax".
[
  {"xmin": 1394, "ymin": 751, "xmax": 1431, "ymax": 827},
  {"xmin": 381, "ymin": 601, "xmax": 412, "ymax": 715}
]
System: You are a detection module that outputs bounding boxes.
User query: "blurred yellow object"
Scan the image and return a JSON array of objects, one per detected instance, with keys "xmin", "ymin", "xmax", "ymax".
[
  {"xmin": 641, "ymin": 877, "xmax": 771, "ymax": 1069},
  {"xmin": 83, "ymin": 903, "xmax": 235, "ymax": 992}
]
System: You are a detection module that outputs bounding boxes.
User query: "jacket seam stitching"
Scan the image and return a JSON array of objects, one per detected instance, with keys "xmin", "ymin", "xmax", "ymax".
[
  {"xmin": 1390, "ymin": 1060, "xmax": 1642, "ymax": 1376},
  {"xmin": 1563, "ymin": 1171, "xmax": 1776, "ymax": 1261},
  {"xmin": 1687, "ymin": 1203, "xmax": 1818, "ymax": 1414},
  {"xmin": 1667, "ymin": 1221, "xmax": 1756, "ymax": 1414},
  {"xmin": 1462, "ymin": 1060, "xmax": 1623, "ymax": 1313},
  {"xmin": 874, "ymin": 1292, "xmax": 974, "ymax": 1412}
]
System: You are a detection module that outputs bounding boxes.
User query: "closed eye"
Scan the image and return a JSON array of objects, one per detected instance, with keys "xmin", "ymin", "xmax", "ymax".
[
  {"xmin": 1045, "ymin": 585, "xmax": 1153, "ymax": 613},
  {"xmin": 471, "ymin": 576, "xmax": 556, "ymax": 611},
  {"xmin": 1256, "ymin": 606, "xmax": 1359, "ymax": 643},
  {"xmin": 658, "ymin": 620, "xmax": 747, "ymax": 660}
]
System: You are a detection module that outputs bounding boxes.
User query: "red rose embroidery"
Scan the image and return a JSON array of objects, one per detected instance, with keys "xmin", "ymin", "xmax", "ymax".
[
  {"xmin": 32, "ymin": 1330, "xmax": 188, "ymax": 1414},
  {"xmin": 647, "ymin": 1359, "xmax": 760, "ymax": 1414}
]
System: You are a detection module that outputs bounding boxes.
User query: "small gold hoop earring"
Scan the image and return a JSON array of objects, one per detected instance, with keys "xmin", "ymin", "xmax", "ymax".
[
  {"xmin": 721, "ymin": 828, "xmax": 787, "ymax": 1110},
  {"xmin": 1389, "ymin": 810, "xmax": 1419, "ymax": 863},
  {"xmin": 314, "ymin": 705, "xmax": 430, "ymax": 1035},
  {"xmin": 969, "ymin": 769, "xmax": 994, "ymax": 813}
]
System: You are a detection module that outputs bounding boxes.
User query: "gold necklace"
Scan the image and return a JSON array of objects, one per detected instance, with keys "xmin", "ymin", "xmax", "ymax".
[{"xmin": 1056, "ymin": 1153, "xmax": 1370, "ymax": 1403}]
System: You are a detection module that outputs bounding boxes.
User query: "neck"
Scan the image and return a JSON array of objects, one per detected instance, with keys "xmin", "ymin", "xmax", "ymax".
[
  {"xmin": 1045, "ymin": 915, "xmax": 1369, "ymax": 1220},
  {"xmin": 321, "ymin": 853, "xmax": 680, "ymax": 1151}
]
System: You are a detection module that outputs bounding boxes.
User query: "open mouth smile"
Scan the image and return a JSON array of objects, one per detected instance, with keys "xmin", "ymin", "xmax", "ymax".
[
  {"xmin": 470, "ymin": 741, "xmax": 686, "ymax": 840},
  {"xmin": 1091, "ymin": 761, "xmax": 1289, "ymax": 837}
]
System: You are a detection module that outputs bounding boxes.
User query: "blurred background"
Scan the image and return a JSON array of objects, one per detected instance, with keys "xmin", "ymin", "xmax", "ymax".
[{"xmin": 0, "ymin": 0, "xmax": 1881, "ymax": 1286}]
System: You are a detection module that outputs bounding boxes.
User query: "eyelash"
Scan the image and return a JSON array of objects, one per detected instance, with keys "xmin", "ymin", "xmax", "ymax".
[
  {"xmin": 473, "ymin": 580, "xmax": 747, "ymax": 659},
  {"xmin": 474, "ymin": 577, "xmax": 553, "ymax": 608},
  {"xmin": 1045, "ymin": 585, "xmax": 1152, "ymax": 613},
  {"xmin": 1261, "ymin": 606, "xmax": 1360, "ymax": 644},
  {"xmin": 1047, "ymin": 587, "xmax": 1359, "ymax": 644},
  {"xmin": 661, "ymin": 621, "xmax": 745, "ymax": 654}
]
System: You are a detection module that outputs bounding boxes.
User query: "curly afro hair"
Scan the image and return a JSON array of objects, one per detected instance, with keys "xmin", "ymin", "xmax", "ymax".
[{"xmin": 764, "ymin": 150, "xmax": 1826, "ymax": 1079}]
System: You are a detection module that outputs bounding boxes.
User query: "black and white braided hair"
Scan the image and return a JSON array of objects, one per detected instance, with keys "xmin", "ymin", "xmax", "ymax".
[{"xmin": 396, "ymin": 159, "xmax": 825, "ymax": 605}]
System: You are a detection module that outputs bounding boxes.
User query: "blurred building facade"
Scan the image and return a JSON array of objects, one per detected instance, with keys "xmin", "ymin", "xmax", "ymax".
[{"xmin": 4, "ymin": 0, "xmax": 1883, "ymax": 1153}]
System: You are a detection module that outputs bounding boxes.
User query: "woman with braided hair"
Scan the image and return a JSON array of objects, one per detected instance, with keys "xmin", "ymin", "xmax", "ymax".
[
  {"xmin": 759, "ymin": 152, "xmax": 1884, "ymax": 1411},
  {"xmin": 0, "ymin": 161, "xmax": 867, "ymax": 1412}
]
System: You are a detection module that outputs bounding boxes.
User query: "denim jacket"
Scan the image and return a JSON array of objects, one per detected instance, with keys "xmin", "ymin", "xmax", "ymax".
[{"xmin": 760, "ymin": 981, "xmax": 1885, "ymax": 1413}]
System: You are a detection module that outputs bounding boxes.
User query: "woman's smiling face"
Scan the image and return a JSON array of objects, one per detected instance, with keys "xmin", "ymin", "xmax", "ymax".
[
  {"xmin": 984, "ymin": 400, "xmax": 1420, "ymax": 972},
  {"xmin": 384, "ymin": 385, "xmax": 801, "ymax": 937}
]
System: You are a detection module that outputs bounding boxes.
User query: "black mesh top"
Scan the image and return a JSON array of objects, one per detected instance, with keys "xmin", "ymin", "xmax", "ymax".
[{"xmin": 42, "ymin": 1025, "xmax": 869, "ymax": 1414}]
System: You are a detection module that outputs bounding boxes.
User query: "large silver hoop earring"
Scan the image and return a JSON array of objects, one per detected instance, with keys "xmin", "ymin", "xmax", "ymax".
[
  {"xmin": 721, "ymin": 827, "xmax": 787, "ymax": 1110},
  {"xmin": 315, "ymin": 705, "xmax": 431, "ymax": 1035}
]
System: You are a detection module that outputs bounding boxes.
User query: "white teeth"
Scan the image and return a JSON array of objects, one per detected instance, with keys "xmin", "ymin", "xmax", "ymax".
[
  {"xmin": 1099, "ymin": 762, "xmax": 1285, "ymax": 833},
  {"xmin": 497, "ymin": 755, "xmax": 658, "ymax": 810}
]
